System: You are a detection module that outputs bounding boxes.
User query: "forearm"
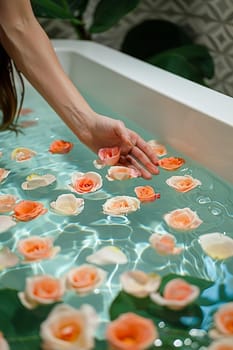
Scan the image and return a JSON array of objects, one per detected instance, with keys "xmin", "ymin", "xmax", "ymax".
[{"xmin": 0, "ymin": 8, "xmax": 95, "ymax": 139}]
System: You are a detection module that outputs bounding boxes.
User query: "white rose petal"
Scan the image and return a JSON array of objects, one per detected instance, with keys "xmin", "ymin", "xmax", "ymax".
[
  {"xmin": 103, "ymin": 196, "xmax": 140, "ymax": 216},
  {"xmin": 86, "ymin": 246, "xmax": 128, "ymax": 265},
  {"xmin": 199, "ymin": 233, "xmax": 233, "ymax": 260},
  {"xmin": 106, "ymin": 166, "xmax": 140, "ymax": 181},
  {"xmin": 166, "ymin": 175, "xmax": 201, "ymax": 192},
  {"xmin": 0, "ymin": 216, "xmax": 16, "ymax": 233},
  {"xmin": 50, "ymin": 194, "xmax": 84, "ymax": 215},
  {"xmin": 0, "ymin": 168, "xmax": 10, "ymax": 183},
  {"xmin": 0, "ymin": 247, "xmax": 19, "ymax": 270},
  {"xmin": 22, "ymin": 174, "xmax": 56, "ymax": 190}
]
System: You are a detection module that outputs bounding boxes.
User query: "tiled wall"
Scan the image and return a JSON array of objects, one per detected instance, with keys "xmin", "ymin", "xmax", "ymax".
[{"xmin": 41, "ymin": 0, "xmax": 233, "ymax": 97}]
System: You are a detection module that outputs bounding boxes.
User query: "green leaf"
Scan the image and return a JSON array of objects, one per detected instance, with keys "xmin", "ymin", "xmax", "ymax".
[
  {"xmin": 94, "ymin": 339, "xmax": 108, "ymax": 350},
  {"xmin": 90, "ymin": 0, "xmax": 141, "ymax": 33},
  {"xmin": 158, "ymin": 274, "xmax": 214, "ymax": 293}
]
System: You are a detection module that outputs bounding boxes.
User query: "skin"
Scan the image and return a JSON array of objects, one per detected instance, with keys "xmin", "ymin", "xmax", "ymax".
[{"xmin": 0, "ymin": 0, "xmax": 159, "ymax": 179}]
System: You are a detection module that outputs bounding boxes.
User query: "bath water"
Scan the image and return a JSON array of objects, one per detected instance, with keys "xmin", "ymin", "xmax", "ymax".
[{"xmin": 0, "ymin": 84, "xmax": 232, "ymax": 341}]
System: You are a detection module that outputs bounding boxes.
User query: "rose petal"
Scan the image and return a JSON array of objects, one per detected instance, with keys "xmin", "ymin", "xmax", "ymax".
[
  {"xmin": 120, "ymin": 270, "xmax": 161, "ymax": 298},
  {"xmin": 22, "ymin": 174, "xmax": 56, "ymax": 190},
  {"xmin": 0, "ymin": 247, "xmax": 19, "ymax": 270},
  {"xmin": 106, "ymin": 166, "xmax": 140, "ymax": 181},
  {"xmin": 13, "ymin": 200, "xmax": 47, "ymax": 221},
  {"xmin": 0, "ymin": 333, "xmax": 10, "ymax": 350},
  {"xmin": 149, "ymin": 233, "xmax": 183, "ymax": 255},
  {"xmin": 166, "ymin": 175, "xmax": 201, "ymax": 192},
  {"xmin": 164, "ymin": 207, "xmax": 202, "ymax": 231},
  {"xmin": 199, "ymin": 233, "xmax": 233, "ymax": 260},
  {"xmin": 147, "ymin": 140, "xmax": 167, "ymax": 157},
  {"xmin": 0, "ymin": 216, "xmax": 16, "ymax": 233},
  {"xmin": 69, "ymin": 171, "xmax": 102, "ymax": 194},
  {"xmin": 11, "ymin": 147, "xmax": 36, "ymax": 162},
  {"xmin": 0, "ymin": 194, "xmax": 17, "ymax": 213},
  {"xmin": 50, "ymin": 194, "xmax": 84, "ymax": 215},
  {"xmin": 86, "ymin": 246, "xmax": 128, "ymax": 265},
  {"xmin": 0, "ymin": 168, "xmax": 10, "ymax": 183},
  {"xmin": 93, "ymin": 147, "xmax": 120, "ymax": 169},
  {"xmin": 207, "ymin": 338, "xmax": 233, "ymax": 350},
  {"xmin": 158, "ymin": 157, "xmax": 185, "ymax": 170},
  {"xmin": 103, "ymin": 196, "xmax": 140, "ymax": 216},
  {"xmin": 134, "ymin": 185, "xmax": 160, "ymax": 202},
  {"xmin": 49, "ymin": 140, "xmax": 73, "ymax": 154}
]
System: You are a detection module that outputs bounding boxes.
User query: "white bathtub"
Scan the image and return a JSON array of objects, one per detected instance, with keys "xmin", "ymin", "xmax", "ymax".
[{"xmin": 53, "ymin": 39, "xmax": 233, "ymax": 184}]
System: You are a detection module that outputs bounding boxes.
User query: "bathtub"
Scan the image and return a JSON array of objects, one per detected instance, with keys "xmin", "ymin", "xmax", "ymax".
[{"xmin": 53, "ymin": 39, "xmax": 233, "ymax": 184}]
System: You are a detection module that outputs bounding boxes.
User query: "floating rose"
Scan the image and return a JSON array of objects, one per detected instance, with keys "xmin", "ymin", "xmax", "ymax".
[
  {"xmin": 0, "ymin": 194, "xmax": 17, "ymax": 213},
  {"xmin": 207, "ymin": 338, "xmax": 233, "ymax": 350},
  {"xmin": 40, "ymin": 304, "xmax": 98, "ymax": 350},
  {"xmin": 166, "ymin": 175, "xmax": 202, "ymax": 192},
  {"xmin": 11, "ymin": 147, "xmax": 36, "ymax": 162},
  {"xmin": 158, "ymin": 157, "xmax": 185, "ymax": 170},
  {"xmin": 103, "ymin": 196, "xmax": 140, "ymax": 216},
  {"xmin": 13, "ymin": 200, "xmax": 47, "ymax": 221},
  {"xmin": 0, "ymin": 216, "xmax": 16, "ymax": 233},
  {"xmin": 120, "ymin": 270, "xmax": 161, "ymax": 298},
  {"xmin": 209, "ymin": 303, "xmax": 233, "ymax": 339},
  {"xmin": 0, "ymin": 168, "xmax": 10, "ymax": 183},
  {"xmin": 134, "ymin": 185, "xmax": 160, "ymax": 202},
  {"xmin": 106, "ymin": 312, "xmax": 158, "ymax": 350},
  {"xmin": 0, "ymin": 332, "xmax": 10, "ymax": 350},
  {"xmin": 49, "ymin": 139, "xmax": 73, "ymax": 154},
  {"xmin": 150, "ymin": 278, "xmax": 200, "ymax": 310},
  {"xmin": 65, "ymin": 264, "xmax": 106, "ymax": 296},
  {"xmin": 18, "ymin": 275, "xmax": 65, "ymax": 309},
  {"xmin": 147, "ymin": 140, "xmax": 167, "ymax": 157},
  {"xmin": 69, "ymin": 171, "xmax": 102, "ymax": 194},
  {"xmin": 21, "ymin": 173, "xmax": 56, "ymax": 190},
  {"xmin": 149, "ymin": 233, "xmax": 183, "ymax": 255},
  {"xmin": 106, "ymin": 166, "xmax": 140, "ymax": 181},
  {"xmin": 50, "ymin": 194, "xmax": 84, "ymax": 216},
  {"xmin": 94, "ymin": 146, "xmax": 120, "ymax": 169},
  {"xmin": 0, "ymin": 247, "xmax": 19, "ymax": 270},
  {"xmin": 86, "ymin": 246, "xmax": 128, "ymax": 265},
  {"xmin": 164, "ymin": 207, "xmax": 202, "ymax": 231},
  {"xmin": 199, "ymin": 233, "xmax": 233, "ymax": 260},
  {"xmin": 17, "ymin": 236, "xmax": 60, "ymax": 263}
]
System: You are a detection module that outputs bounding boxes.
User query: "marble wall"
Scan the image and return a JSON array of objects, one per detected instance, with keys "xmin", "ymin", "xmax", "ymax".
[{"xmin": 41, "ymin": 0, "xmax": 233, "ymax": 97}]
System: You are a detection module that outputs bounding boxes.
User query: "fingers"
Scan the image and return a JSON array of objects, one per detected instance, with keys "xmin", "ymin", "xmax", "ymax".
[{"xmin": 126, "ymin": 154, "xmax": 153, "ymax": 179}]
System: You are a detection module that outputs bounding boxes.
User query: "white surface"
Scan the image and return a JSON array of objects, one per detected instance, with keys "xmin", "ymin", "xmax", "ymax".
[{"xmin": 52, "ymin": 40, "xmax": 233, "ymax": 184}]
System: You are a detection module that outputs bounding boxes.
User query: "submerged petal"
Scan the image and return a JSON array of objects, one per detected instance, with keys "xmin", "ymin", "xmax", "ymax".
[
  {"xmin": 149, "ymin": 233, "xmax": 183, "ymax": 255},
  {"xmin": 199, "ymin": 233, "xmax": 233, "ymax": 260},
  {"xmin": 0, "ymin": 247, "xmax": 19, "ymax": 270},
  {"xmin": 0, "ymin": 216, "xmax": 16, "ymax": 233},
  {"xmin": 50, "ymin": 194, "xmax": 84, "ymax": 215},
  {"xmin": 86, "ymin": 246, "xmax": 128, "ymax": 265},
  {"xmin": 22, "ymin": 174, "xmax": 56, "ymax": 190}
]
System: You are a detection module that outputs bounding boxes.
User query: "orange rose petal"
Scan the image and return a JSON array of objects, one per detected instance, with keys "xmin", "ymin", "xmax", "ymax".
[
  {"xmin": 49, "ymin": 140, "xmax": 73, "ymax": 154},
  {"xmin": 17, "ymin": 236, "xmax": 60, "ymax": 262},
  {"xmin": 158, "ymin": 157, "xmax": 185, "ymax": 170},
  {"xmin": 134, "ymin": 186, "xmax": 160, "ymax": 202},
  {"xmin": 13, "ymin": 200, "xmax": 47, "ymax": 221}
]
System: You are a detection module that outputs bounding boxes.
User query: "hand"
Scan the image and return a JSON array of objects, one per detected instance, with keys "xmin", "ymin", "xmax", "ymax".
[{"xmin": 79, "ymin": 113, "xmax": 159, "ymax": 179}]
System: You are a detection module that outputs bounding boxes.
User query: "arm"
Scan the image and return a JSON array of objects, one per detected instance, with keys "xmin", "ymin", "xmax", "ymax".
[{"xmin": 0, "ymin": 0, "xmax": 159, "ymax": 178}]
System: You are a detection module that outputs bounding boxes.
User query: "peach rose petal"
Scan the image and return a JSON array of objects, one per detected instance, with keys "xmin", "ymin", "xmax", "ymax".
[
  {"xmin": 199, "ymin": 233, "xmax": 233, "ymax": 260},
  {"xmin": 166, "ymin": 175, "xmax": 202, "ymax": 192},
  {"xmin": 65, "ymin": 264, "xmax": 107, "ymax": 296},
  {"xmin": 106, "ymin": 312, "xmax": 158, "ymax": 350},
  {"xmin": 69, "ymin": 171, "xmax": 102, "ymax": 194},
  {"xmin": 86, "ymin": 246, "xmax": 128, "ymax": 265},
  {"xmin": 120, "ymin": 270, "xmax": 161, "ymax": 298},
  {"xmin": 0, "ymin": 194, "xmax": 17, "ymax": 213},
  {"xmin": 0, "ymin": 168, "xmax": 10, "ymax": 183},
  {"xmin": 11, "ymin": 147, "xmax": 36, "ymax": 162},
  {"xmin": 0, "ymin": 216, "xmax": 16, "ymax": 233},
  {"xmin": 49, "ymin": 140, "xmax": 73, "ymax": 154},
  {"xmin": 164, "ymin": 207, "xmax": 203, "ymax": 231},
  {"xmin": 21, "ymin": 174, "xmax": 56, "ymax": 190},
  {"xmin": 94, "ymin": 146, "xmax": 120, "ymax": 169},
  {"xmin": 106, "ymin": 166, "xmax": 140, "ymax": 181},
  {"xmin": 134, "ymin": 185, "xmax": 160, "ymax": 202},
  {"xmin": 13, "ymin": 200, "xmax": 47, "ymax": 222},
  {"xmin": 210, "ymin": 302, "xmax": 233, "ymax": 339},
  {"xmin": 103, "ymin": 196, "xmax": 140, "ymax": 216},
  {"xmin": 158, "ymin": 157, "xmax": 185, "ymax": 170},
  {"xmin": 0, "ymin": 247, "xmax": 19, "ymax": 270},
  {"xmin": 147, "ymin": 140, "xmax": 167, "ymax": 157},
  {"xmin": 149, "ymin": 233, "xmax": 183, "ymax": 255},
  {"xmin": 150, "ymin": 278, "xmax": 200, "ymax": 310},
  {"xmin": 0, "ymin": 333, "xmax": 10, "ymax": 350},
  {"xmin": 207, "ymin": 338, "xmax": 233, "ymax": 350},
  {"xmin": 40, "ymin": 303, "xmax": 99, "ymax": 350},
  {"xmin": 18, "ymin": 275, "xmax": 66, "ymax": 309},
  {"xmin": 50, "ymin": 194, "xmax": 84, "ymax": 216},
  {"xmin": 17, "ymin": 236, "xmax": 60, "ymax": 263}
]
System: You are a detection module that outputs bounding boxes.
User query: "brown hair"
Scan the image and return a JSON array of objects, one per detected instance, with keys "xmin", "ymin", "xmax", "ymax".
[{"xmin": 0, "ymin": 44, "xmax": 24, "ymax": 132}]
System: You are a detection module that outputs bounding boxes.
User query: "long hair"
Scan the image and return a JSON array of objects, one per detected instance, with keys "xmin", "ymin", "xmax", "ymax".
[{"xmin": 0, "ymin": 44, "xmax": 24, "ymax": 132}]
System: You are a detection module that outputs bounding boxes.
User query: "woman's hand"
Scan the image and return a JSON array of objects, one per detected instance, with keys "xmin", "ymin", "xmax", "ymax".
[{"xmin": 79, "ymin": 113, "xmax": 159, "ymax": 179}]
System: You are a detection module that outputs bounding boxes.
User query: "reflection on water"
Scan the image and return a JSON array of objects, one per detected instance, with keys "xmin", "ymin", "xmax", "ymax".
[{"xmin": 0, "ymin": 85, "xmax": 233, "ymax": 337}]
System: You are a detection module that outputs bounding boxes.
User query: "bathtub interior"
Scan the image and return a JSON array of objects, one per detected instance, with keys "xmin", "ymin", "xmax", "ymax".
[{"xmin": 0, "ymin": 40, "xmax": 232, "ymax": 348}]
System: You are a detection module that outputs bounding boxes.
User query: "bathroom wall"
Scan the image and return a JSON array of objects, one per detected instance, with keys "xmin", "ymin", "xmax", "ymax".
[{"xmin": 41, "ymin": 0, "xmax": 233, "ymax": 97}]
